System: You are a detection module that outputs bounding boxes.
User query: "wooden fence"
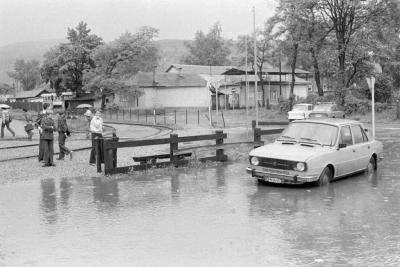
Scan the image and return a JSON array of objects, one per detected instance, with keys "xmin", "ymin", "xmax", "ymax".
[{"xmin": 96, "ymin": 130, "xmax": 228, "ymax": 175}]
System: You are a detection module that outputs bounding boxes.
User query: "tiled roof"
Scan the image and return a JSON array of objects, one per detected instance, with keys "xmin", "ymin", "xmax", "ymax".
[
  {"xmin": 15, "ymin": 88, "xmax": 50, "ymax": 99},
  {"xmin": 166, "ymin": 64, "xmax": 235, "ymax": 75}
]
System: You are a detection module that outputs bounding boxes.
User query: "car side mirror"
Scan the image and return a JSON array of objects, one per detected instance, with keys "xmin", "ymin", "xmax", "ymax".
[{"xmin": 338, "ymin": 143, "xmax": 347, "ymax": 149}]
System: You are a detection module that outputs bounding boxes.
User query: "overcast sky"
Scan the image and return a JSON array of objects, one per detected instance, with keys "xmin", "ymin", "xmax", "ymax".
[{"xmin": 0, "ymin": 0, "xmax": 276, "ymax": 46}]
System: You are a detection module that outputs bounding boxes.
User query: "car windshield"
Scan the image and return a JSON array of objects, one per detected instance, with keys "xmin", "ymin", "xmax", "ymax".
[
  {"xmin": 278, "ymin": 122, "xmax": 338, "ymax": 146},
  {"xmin": 291, "ymin": 105, "xmax": 308, "ymax": 111},
  {"xmin": 313, "ymin": 105, "xmax": 332, "ymax": 111}
]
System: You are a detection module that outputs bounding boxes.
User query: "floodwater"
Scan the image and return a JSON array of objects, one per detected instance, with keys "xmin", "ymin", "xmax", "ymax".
[{"xmin": 1, "ymin": 144, "xmax": 400, "ymax": 266}]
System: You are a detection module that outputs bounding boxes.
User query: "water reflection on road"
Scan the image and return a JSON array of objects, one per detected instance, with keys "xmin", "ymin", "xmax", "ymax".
[{"xmin": 1, "ymin": 157, "xmax": 400, "ymax": 265}]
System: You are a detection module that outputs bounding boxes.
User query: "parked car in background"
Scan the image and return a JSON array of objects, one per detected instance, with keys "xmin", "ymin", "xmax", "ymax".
[
  {"xmin": 309, "ymin": 102, "xmax": 345, "ymax": 118},
  {"xmin": 246, "ymin": 118, "xmax": 383, "ymax": 186},
  {"xmin": 287, "ymin": 103, "xmax": 314, "ymax": 121}
]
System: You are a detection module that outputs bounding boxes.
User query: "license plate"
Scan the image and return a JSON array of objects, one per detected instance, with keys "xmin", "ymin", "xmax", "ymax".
[{"xmin": 265, "ymin": 177, "xmax": 282, "ymax": 183}]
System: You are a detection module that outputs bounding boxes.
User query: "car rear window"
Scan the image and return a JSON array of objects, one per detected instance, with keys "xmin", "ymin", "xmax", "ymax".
[{"xmin": 313, "ymin": 105, "xmax": 331, "ymax": 111}]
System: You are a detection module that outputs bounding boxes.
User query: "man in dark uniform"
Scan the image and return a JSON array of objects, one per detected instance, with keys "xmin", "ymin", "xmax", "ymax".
[
  {"xmin": 36, "ymin": 103, "xmax": 49, "ymax": 162},
  {"xmin": 56, "ymin": 110, "xmax": 73, "ymax": 160},
  {"xmin": 40, "ymin": 111, "xmax": 56, "ymax": 167}
]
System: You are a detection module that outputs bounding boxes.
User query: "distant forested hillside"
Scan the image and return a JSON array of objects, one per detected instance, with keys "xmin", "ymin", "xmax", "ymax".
[{"xmin": 0, "ymin": 38, "xmax": 190, "ymax": 85}]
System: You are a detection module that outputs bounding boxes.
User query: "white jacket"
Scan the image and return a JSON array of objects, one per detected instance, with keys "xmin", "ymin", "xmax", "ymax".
[{"xmin": 90, "ymin": 116, "xmax": 103, "ymax": 134}]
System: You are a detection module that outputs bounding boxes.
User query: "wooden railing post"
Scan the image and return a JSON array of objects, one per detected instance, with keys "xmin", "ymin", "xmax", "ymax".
[
  {"xmin": 104, "ymin": 133, "xmax": 119, "ymax": 174},
  {"xmin": 170, "ymin": 134, "xmax": 178, "ymax": 165},
  {"xmin": 252, "ymin": 120, "xmax": 256, "ymax": 129},
  {"xmin": 215, "ymin": 130, "xmax": 227, "ymax": 161},
  {"xmin": 253, "ymin": 128, "xmax": 262, "ymax": 148}
]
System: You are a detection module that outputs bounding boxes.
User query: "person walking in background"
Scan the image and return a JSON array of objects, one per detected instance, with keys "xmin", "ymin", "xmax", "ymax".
[
  {"xmin": 84, "ymin": 108, "xmax": 93, "ymax": 139},
  {"xmin": 40, "ymin": 111, "xmax": 56, "ymax": 167},
  {"xmin": 1, "ymin": 107, "xmax": 15, "ymax": 138},
  {"xmin": 89, "ymin": 110, "xmax": 103, "ymax": 165},
  {"xmin": 36, "ymin": 103, "xmax": 49, "ymax": 162},
  {"xmin": 23, "ymin": 108, "xmax": 34, "ymax": 140},
  {"xmin": 56, "ymin": 110, "xmax": 73, "ymax": 160}
]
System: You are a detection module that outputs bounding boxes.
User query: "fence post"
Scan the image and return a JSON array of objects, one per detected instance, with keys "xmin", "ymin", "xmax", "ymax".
[
  {"xmin": 252, "ymin": 120, "xmax": 256, "ymax": 129},
  {"xmin": 164, "ymin": 109, "xmax": 166, "ymax": 124},
  {"xmin": 122, "ymin": 109, "xmax": 125, "ymax": 120},
  {"xmin": 137, "ymin": 110, "xmax": 140, "ymax": 121},
  {"xmin": 170, "ymin": 133, "xmax": 178, "ymax": 165},
  {"xmin": 130, "ymin": 109, "xmax": 132, "ymax": 120},
  {"xmin": 174, "ymin": 110, "xmax": 176, "ymax": 124},
  {"xmin": 103, "ymin": 133, "xmax": 119, "ymax": 174},
  {"xmin": 153, "ymin": 109, "xmax": 156, "ymax": 125},
  {"xmin": 117, "ymin": 110, "xmax": 119, "ymax": 120},
  {"xmin": 185, "ymin": 109, "xmax": 187, "ymax": 124},
  {"xmin": 198, "ymin": 110, "xmax": 200, "ymax": 125},
  {"xmin": 145, "ymin": 110, "xmax": 148, "ymax": 123},
  {"xmin": 215, "ymin": 130, "xmax": 227, "ymax": 161},
  {"xmin": 253, "ymin": 128, "xmax": 262, "ymax": 148},
  {"xmin": 95, "ymin": 137, "xmax": 102, "ymax": 173}
]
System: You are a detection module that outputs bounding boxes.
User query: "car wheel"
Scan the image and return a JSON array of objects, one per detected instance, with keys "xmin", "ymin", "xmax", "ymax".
[
  {"xmin": 317, "ymin": 167, "xmax": 332, "ymax": 186},
  {"xmin": 366, "ymin": 156, "xmax": 377, "ymax": 172}
]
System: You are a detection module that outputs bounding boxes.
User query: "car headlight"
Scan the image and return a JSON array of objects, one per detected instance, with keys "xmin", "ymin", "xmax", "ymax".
[
  {"xmin": 294, "ymin": 162, "xmax": 306, "ymax": 171},
  {"xmin": 250, "ymin": 156, "xmax": 259, "ymax": 166}
]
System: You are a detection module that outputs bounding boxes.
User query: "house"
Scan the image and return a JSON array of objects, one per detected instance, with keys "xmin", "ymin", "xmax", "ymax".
[
  {"xmin": 221, "ymin": 66, "xmax": 313, "ymax": 107},
  {"xmin": 113, "ymin": 72, "xmax": 209, "ymax": 108},
  {"xmin": 12, "ymin": 88, "xmax": 51, "ymax": 102}
]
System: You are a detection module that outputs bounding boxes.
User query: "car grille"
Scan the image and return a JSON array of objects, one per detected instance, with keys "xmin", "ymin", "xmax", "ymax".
[{"xmin": 258, "ymin": 157, "xmax": 295, "ymax": 171}]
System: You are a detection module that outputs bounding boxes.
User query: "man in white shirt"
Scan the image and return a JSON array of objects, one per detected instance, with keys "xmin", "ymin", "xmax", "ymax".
[{"xmin": 89, "ymin": 111, "xmax": 104, "ymax": 165}]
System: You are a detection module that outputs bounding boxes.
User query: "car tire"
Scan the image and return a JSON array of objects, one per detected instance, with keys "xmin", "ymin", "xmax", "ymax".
[
  {"xmin": 366, "ymin": 156, "xmax": 377, "ymax": 172},
  {"xmin": 317, "ymin": 167, "xmax": 332, "ymax": 186}
]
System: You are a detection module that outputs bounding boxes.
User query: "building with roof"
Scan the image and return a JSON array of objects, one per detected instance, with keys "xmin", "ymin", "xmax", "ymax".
[
  {"xmin": 166, "ymin": 64, "xmax": 235, "ymax": 76},
  {"xmin": 12, "ymin": 88, "xmax": 51, "ymax": 102},
  {"xmin": 113, "ymin": 72, "xmax": 209, "ymax": 108}
]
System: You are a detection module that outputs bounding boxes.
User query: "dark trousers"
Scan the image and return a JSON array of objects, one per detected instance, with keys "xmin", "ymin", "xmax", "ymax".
[
  {"xmin": 39, "ymin": 138, "xmax": 44, "ymax": 161},
  {"xmin": 42, "ymin": 139, "xmax": 54, "ymax": 165},
  {"xmin": 89, "ymin": 133, "xmax": 104, "ymax": 164},
  {"xmin": 1, "ymin": 122, "xmax": 15, "ymax": 138},
  {"xmin": 58, "ymin": 132, "xmax": 71, "ymax": 159}
]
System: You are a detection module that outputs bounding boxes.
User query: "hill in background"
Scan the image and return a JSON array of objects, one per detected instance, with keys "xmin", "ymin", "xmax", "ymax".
[{"xmin": 0, "ymin": 38, "xmax": 190, "ymax": 85}]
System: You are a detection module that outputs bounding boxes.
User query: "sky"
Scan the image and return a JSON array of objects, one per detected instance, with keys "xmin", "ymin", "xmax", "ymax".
[{"xmin": 0, "ymin": 0, "xmax": 276, "ymax": 46}]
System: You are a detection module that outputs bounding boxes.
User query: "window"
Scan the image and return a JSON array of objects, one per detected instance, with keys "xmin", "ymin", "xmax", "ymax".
[
  {"xmin": 351, "ymin": 125, "xmax": 368, "ymax": 143},
  {"xmin": 339, "ymin": 126, "xmax": 353, "ymax": 146}
]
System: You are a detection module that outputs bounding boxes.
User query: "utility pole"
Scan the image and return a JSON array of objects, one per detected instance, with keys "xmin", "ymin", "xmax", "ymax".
[
  {"xmin": 245, "ymin": 36, "xmax": 249, "ymax": 138},
  {"xmin": 253, "ymin": 7, "xmax": 258, "ymax": 127}
]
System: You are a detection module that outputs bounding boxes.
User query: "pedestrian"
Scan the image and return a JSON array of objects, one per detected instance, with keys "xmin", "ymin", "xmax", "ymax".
[
  {"xmin": 56, "ymin": 110, "xmax": 73, "ymax": 160},
  {"xmin": 40, "ymin": 111, "xmax": 56, "ymax": 167},
  {"xmin": 36, "ymin": 103, "xmax": 50, "ymax": 162},
  {"xmin": 84, "ymin": 107, "xmax": 93, "ymax": 139},
  {"xmin": 89, "ymin": 110, "xmax": 103, "ymax": 165},
  {"xmin": 23, "ymin": 108, "xmax": 34, "ymax": 140},
  {"xmin": 1, "ymin": 107, "xmax": 16, "ymax": 138}
]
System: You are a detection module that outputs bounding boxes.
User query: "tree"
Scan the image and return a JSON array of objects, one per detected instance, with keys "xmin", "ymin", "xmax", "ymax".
[
  {"xmin": 7, "ymin": 59, "xmax": 41, "ymax": 90},
  {"xmin": 83, "ymin": 26, "xmax": 159, "ymax": 109},
  {"xmin": 41, "ymin": 22, "xmax": 103, "ymax": 95},
  {"xmin": 184, "ymin": 22, "xmax": 231, "ymax": 65}
]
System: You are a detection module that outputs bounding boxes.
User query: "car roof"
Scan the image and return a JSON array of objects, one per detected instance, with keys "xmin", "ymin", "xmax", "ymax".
[{"xmin": 292, "ymin": 118, "xmax": 363, "ymax": 126}]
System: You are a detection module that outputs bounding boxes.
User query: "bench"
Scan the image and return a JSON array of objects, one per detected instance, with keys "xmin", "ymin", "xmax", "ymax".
[{"xmin": 132, "ymin": 152, "xmax": 192, "ymax": 165}]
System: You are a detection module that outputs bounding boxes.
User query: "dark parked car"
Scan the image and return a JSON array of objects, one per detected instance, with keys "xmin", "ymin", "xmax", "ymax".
[{"xmin": 309, "ymin": 102, "xmax": 345, "ymax": 118}]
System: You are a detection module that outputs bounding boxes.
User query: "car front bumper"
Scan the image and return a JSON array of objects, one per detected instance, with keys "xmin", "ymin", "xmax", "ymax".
[{"xmin": 246, "ymin": 166, "xmax": 319, "ymax": 184}]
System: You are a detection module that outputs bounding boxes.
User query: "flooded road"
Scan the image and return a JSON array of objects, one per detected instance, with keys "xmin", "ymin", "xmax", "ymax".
[{"xmin": 1, "ymin": 143, "xmax": 400, "ymax": 266}]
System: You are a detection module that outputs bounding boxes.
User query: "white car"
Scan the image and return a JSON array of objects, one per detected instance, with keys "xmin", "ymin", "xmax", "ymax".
[
  {"xmin": 247, "ymin": 119, "xmax": 384, "ymax": 186},
  {"xmin": 287, "ymin": 104, "xmax": 314, "ymax": 121}
]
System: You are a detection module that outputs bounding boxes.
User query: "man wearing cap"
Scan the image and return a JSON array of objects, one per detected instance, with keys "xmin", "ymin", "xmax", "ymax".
[
  {"xmin": 56, "ymin": 110, "xmax": 73, "ymax": 160},
  {"xmin": 36, "ymin": 103, "xmax": 50, "ymax": 161},
  {"xmin": 89, "ymin": 110, "xmax": 104, "ymax": 165}
]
